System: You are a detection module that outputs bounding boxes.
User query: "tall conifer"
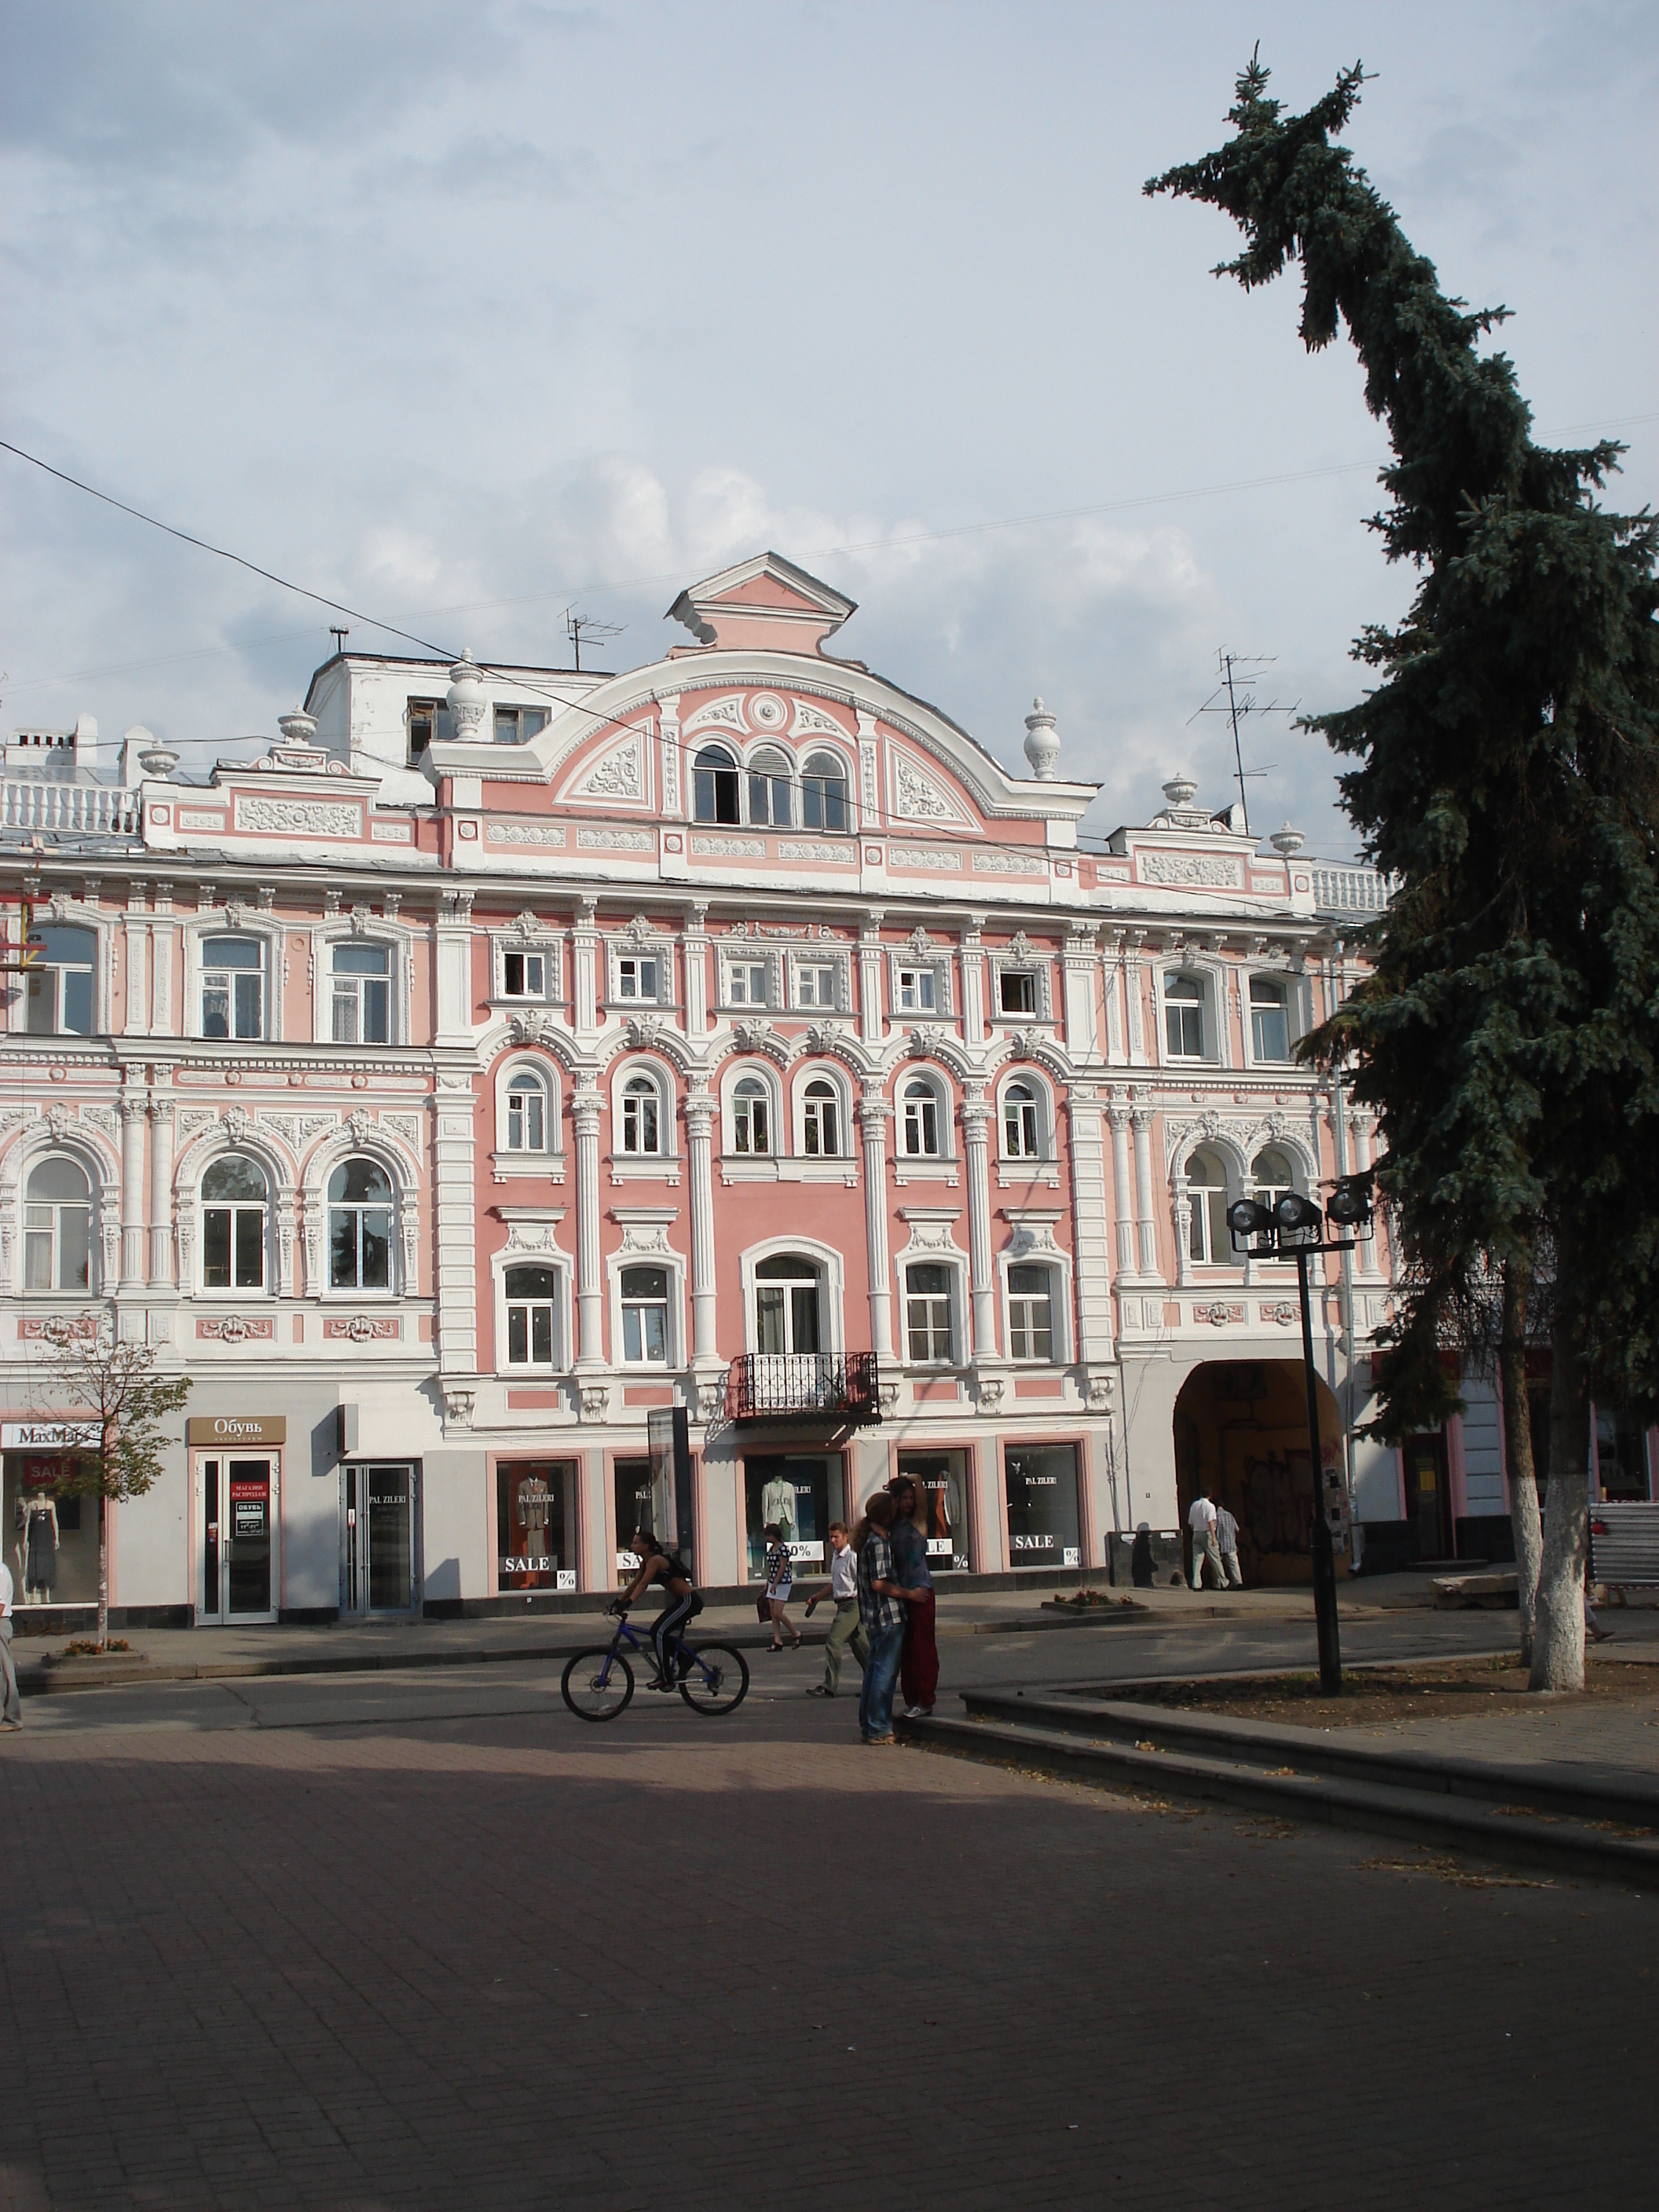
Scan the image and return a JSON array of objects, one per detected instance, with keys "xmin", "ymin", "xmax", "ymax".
[{"xmin": 1149, "ymin": 57, "xmax": 1659, "ymax": 1690}]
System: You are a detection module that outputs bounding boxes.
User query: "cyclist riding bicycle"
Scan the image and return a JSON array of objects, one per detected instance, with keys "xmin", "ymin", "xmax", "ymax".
[{"xmin": 612, "ymin": 1525, "xmax": 701, "ymax": 1690}]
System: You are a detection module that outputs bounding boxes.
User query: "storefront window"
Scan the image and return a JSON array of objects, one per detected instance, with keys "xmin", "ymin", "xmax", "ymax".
[
  {"xmin": 3, "ymin": 1454, "xmax": 93, "ymax": 1607},
  {"xmin": 744, "ymin": 1455, "xmax": 844, "ymax": 1580},
  {"xmin": 896, "ymin": 1450, "xmax": 970, "ymax": 1572},
  {"xmin": 1003, "ymin": 1442, "xmax": 1082, "ymax": 1570},
  {"xmin": 1595, "ymin": 1408, "xmax": 1654, "ymax": 1501},
  {"xmin": 614, "ymin": 1454, "xmax": 669, "ymax": 1583},
  {"xmin": 496, "ymin": 1459, "xmax": 576, "ymax": 1591}
]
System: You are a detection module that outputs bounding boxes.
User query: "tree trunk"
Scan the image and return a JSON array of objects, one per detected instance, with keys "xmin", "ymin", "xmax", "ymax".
[
  {"xmin": 1499, "ymin": 1258, "xmax": 1544, "ymax": 1667},
  {"xmin": 97, "ymin": 1492, "xmax": 108, "ymax": 1654},
  {"xmin": 1529, "ymin": 1299, "xmax": 1588, "ymax": 1693}
]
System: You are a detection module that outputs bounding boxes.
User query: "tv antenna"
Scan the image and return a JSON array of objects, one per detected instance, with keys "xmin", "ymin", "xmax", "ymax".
[
  {"xmin": 329, "ymin": 626, "xmax": 350, "ymax": 657},
  {"xmin": 1188, "ymin": 650, "xmax": 1300, "ymax": 837},
  {"xmin": 566, "ymin": 608, "xmax": 624, "ymax": 672}
]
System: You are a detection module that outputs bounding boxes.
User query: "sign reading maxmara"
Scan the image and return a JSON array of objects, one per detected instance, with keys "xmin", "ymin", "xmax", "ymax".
[{"xmin": 1, "ymin": 551, "xmax": 1438, "ymax": 1628}]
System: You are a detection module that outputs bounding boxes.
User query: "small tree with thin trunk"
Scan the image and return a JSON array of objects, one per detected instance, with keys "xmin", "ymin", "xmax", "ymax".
[{"xmin": 39, "ymin": 1318, "xmax": 190, "ymax": 1652}]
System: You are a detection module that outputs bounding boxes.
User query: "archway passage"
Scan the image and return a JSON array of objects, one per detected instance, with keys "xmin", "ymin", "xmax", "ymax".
[{"xmin": 1173, "ymin": 1361, "xmax": 1347, "ymax": 1587}]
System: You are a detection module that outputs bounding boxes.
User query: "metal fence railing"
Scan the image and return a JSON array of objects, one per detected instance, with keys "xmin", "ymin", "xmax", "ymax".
[{"xmin": 727, "ymin": 1352, "xmax": 882, "ymax": 1425}]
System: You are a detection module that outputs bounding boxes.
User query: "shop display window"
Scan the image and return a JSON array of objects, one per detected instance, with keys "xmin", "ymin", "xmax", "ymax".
[
  {"xmin": 895, "ymin": 1451, "xmax": 971, "ymax": 1572},
  {"xmin": 4, "ymin": 1456, "xmax": 95, "ymax": 1608},
  {"xmin": 496, "ymin": 1459, "xmax": 576, "ymax": 1591},
  {"xmin": 614, "ymin": 1454, "xmax": 670, "ymax": 1582},
  {"xmin": 744, "ymin": 1454, "xmax": 845, "ymax": 1580},
  {"xmin": 1003, "ymin": 1442, "xmax": 1082, "ymax": 1570}
]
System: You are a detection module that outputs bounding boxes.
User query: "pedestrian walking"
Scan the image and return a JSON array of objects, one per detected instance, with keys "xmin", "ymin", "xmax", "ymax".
[
  {"xmin": 761, "ymin": 1523, "xmax": 802, "ymax": 1652},
  {"xmin": 887, "ymin": 1474, "xmax": 939, "ymax": 1718},
  {"xmin": 1187, "ymin": 1491, "xmax": 1225, "ymax": 1592},
  {"xmin": 853, "ymin": 1493, "xmax": 910, "ymax": 1745},
  {"xmin": 0, "ymin": 1553, "xmax": 20, "ymax": 1730},
  {"xmin": 1214, "ymin": 1500, "xmax": 1245, "ymax": 1588},
  {"xmin": 803, "ymin": 1521, "xmax": 868, "ymax": 1697}
]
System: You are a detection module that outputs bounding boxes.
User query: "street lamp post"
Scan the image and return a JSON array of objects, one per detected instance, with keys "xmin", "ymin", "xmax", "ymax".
[{"xmin": 1226, "ymin": 1179, "xmax": 1373, "ymax": 1696}]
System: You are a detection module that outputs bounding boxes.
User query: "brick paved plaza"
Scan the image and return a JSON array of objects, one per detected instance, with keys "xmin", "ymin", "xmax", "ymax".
[{"xmin": 0, "ymin": 1669, "xmax": 1650, "ymax": 2210}]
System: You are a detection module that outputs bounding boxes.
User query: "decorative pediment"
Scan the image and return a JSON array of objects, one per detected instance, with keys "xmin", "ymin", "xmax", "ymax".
[
  {"xmin": 668, "ymin": 552, "xmax": 855, "ymax": 657},
  {"xmin": 890, "ymin": 749, "xmax": 976, "ymax": 830},
  {"xmin": 572, "ymin": 732, "xmax": 643, "ymax": 804}
]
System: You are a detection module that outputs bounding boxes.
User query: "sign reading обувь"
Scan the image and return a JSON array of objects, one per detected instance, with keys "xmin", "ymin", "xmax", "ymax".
[{"xmin": 185, "ymin": 1416, "xmax": 287, "ymax": 1446}]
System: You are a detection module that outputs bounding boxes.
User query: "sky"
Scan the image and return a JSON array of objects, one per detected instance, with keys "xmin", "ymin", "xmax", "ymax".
[{"xmin": 2, "ymin": 0, "xmax": 1654, "ymax": 859}]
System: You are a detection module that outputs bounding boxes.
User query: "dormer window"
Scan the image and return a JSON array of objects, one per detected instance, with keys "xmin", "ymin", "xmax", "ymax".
[
  {"xmin": 493, "ymin": 706, "xmax": 548, "ymax": 745},
  {"xmin": 407, "ymin": 698, "xmax": 441, "ymax": 764}
]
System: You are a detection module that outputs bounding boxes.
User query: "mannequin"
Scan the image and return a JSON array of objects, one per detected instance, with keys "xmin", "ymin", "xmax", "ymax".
[
  {"xmin": 16, "ymin": 1491, "xmax": 60, "ymax": 1606},
  {"xmin": 759, "ymin": 1471, "xmax": 796, "ymax": 1547},
  {"xmin": 515, "ymin": 1474, "xmax": 553, "ymax": 1572}
]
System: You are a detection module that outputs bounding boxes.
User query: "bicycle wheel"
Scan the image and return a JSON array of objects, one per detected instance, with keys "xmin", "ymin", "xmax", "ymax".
[
  {"xmin": 562, "ymin": 1646, "xmax": 634, "ymax": 1722},
  {"xmin": 678, "ymin": 1643, "xmax": 749, "ymax": 1716}
]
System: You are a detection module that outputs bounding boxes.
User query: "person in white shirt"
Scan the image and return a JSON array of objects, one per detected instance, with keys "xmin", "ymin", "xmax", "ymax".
[
  {"xmin": 1187, "ymin": 1492, "xmax": 1225, "ymax": 1592},
  {"xmin": 803, "ymin": 1522, "xmax": 869, "ymax": 1697},
  {"xmin": 1214, "ymin": 1501, "xmax": 1244, "ymax": 1588},
  {"xmin": 0, "ymin": 1558, "xmax": 20, "ymax": 1728}
]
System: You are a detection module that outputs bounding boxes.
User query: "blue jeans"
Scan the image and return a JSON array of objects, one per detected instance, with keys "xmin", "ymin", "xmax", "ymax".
[{"xmin": 859, "ymin": 1622, "xmax": 906, "ymax": 1739}]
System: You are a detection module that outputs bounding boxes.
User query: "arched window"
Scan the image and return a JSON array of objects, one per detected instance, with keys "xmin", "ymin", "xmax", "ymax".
[
  {"xmin": 692, "ymin": 745, "xmax": 739, "ymax": 825},
  {"xmin": 732, "ymin": 1075, "xmax": 771, "ymax": 1156},
  {"xmin": 621, "ymin": 1265, "xmax": 669, "ymax": 1363},
  {"xmin": 1186, "ymin": 1148, "xmax": 1229, "ymax": 1265},
  {"xmin": 328, "ymin": 1159, "xmax": 393, "ymax": 1291},
  {"xmin": 802, "ymin": 1078, "xmax": 840, "ymax": 1159},
  {"xmin": 202, "ymin": 936, "xmax": 265, "ymax": 1041},
  {"xmin": 905, "ymin": 1262, "xmax": 954, "ymax": 1364},
  {"xmin": 1164, "ymin": 972, "xmax": 1206, "ymax": 1059},
  {"xmin": 331, "ymin": 942, "xmax": 391, "ymax": 1044},
  {"xmin": 504, "ymin": 1264, "xmax": 557, "ymax": 1366},
  {"xmin": 505, "ymin": 1071, "xmax": 549, "ymax": 1154},
  {"xmin": 754, "ymin": 1254, "xmax": 822, "ymax": 1356},
  {"xmin": 24, "ymin": 1157, "xmax": 91, "ymax": 1291},
  {"xmin": 25, "ymin": 926, "xmax": 95, "ymax": 1037},
  {"xmin": 1003, "ymin": 1080, "xmax": 1042, "ymax": 1159},
  {"xmin": 800, "ymin": 751, "xmax": 849, "ymax": 833},
  {"xmin": 202, "ymin": 1155, "xmax": 268, "ymax": 1291},
  {"xmin": 621, "ymin": 1074, "xmax": 662, "ymax": 1155},
  {"xmin": 1250, "ymin": 976, "xmax": 1291, "ymax": 1061},
  {"xmin": 746, "ymin": 748, "xmax": 793, "ymax": 827},
  {"xmin": 1250, "ymin": 1148, "xmax": 1296, "ymax": 1248},
  {"xmin": 901, "ymin": 1077, "xmax": 943, "ymax": 1159}
]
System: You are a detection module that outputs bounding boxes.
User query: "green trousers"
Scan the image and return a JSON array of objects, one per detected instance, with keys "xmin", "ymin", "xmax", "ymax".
[{"xmin": 822, "ymin": 1598, "xmax": 870, "ymax": 1693}]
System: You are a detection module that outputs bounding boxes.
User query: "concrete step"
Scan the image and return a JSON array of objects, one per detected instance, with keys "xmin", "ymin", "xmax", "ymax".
[
  {"xmin": 899, "ymin": 1708, "xmax": 1659, "ymax": 1885},
  {"xmin": 958, "ymin": 1686, "xmax": 1659, "ymax": 1829}
]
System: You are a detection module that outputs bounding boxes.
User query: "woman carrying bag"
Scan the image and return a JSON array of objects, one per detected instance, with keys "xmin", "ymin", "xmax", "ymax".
[{"xmin": 761, "ymin": 1522, "xmax": 802, "ymax": 1652}]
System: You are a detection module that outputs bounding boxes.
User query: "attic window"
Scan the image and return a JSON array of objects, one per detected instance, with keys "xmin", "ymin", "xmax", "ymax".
[
  {"xmin": 494, "ymin": 707, "xmax": 548, "ymax": 745},
  {"xmin": 407, "ymin": 698, "xmax": 441, "ymax": 764}
]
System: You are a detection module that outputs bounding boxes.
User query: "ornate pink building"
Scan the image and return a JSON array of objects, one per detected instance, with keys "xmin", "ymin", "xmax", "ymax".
[{"xmin": 3, "ymin": 551, "xmax": 1600, "ymax": 1631}]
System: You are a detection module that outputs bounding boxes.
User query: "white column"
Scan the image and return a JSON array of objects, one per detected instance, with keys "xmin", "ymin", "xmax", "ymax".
[
  {"xmin": 147, "ymin": 1093, "xmax": 174, "ymax": 1286},
  {"xmin": 960, "ymin": 918, "xmax": 987, "ymax": 1049},
  {"xmin": 119, "ymin": 1093, "xmax": 147, "ymax": 1289},
  {"xmin": 961, "ymin": 1091, "xmax": 997, "ymax": 1361},
  {"xmin": 1350, "ymin": 1109, "xmax": 1382, "ymax": 1276},
  {"xmin": 1102, "ymin": 932, "xmax": 1126, "ymax": 1064},
  {"xmin": 1131, "ymin": 1105, "xmax": 1160, "ymax": 1280},
  {"xmin": 1107, "ymin": 1096, "xmax": 1137, "ymax": 1280},
  {"xmin": 432, "ymin": 1074, "xmax": 478, "ymax": 1378},
  {"xmin": 1124, "ymin": 934, "xmax": 1148, "ymax": 1065},
  {"xmin": 1060, "ymin": 928, "xmax": 1099, "ymax": 1059},
  {"xmin": 858, "ymin": 1088, "xmax": 895, "ymax": 1360},
  {"xmin": 858, "ymin": 914, "xmax": 885, "ymax": 1047},
  {"xmin": 684, "ymin": 1087, "xmax": 718, "ymax": 1362},
  {"xmin": 1064, "ymin": 1084, "xmax": 1115, "ymax": 1365},
  {"xmin": 573, "ymin": 899, "xmax": 600, "ymax": 1035},
  {"xmin": 683, "ymin": 904, "xmax": 709, "ymax": 1040},
  {"xmin": 433, "ymin": 888, "xmax": 474, "ymax": 1046},
  {"xmin": 573, "ymin": 1082, "xmax": 605, "ymax": 1364}
]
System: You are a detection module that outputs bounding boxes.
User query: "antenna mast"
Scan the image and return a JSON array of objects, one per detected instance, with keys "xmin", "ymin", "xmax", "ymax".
[
  {"xmin": 566, "ymin": 608, "xmax": 624, "ymax": 673},
  {"xmin": 1188, "ymin": 651, "xmax": 1301, "ymax": 837}
]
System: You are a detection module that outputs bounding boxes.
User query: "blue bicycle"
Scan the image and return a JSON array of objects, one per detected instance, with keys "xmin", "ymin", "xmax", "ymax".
[{"xmin": 560, "ymin": 1606, "xmax": 750, "ymax": 1722}]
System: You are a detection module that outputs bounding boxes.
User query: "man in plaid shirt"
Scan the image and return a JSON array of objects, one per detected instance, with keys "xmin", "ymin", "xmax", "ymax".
[{"xmin": 855, "ymin": 1492, "xmax": 911, "ymax": 1744}]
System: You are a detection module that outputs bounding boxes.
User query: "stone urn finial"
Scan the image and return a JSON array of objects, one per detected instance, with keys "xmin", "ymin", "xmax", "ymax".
[
  {"xmin": 1269, "ymin": 821, "xmax": 1306, "ymax": 857},
  {"xmin": 128, "ymin": 724, "xmax": 180, "ymax": 778},
  {"xmin": 447, "ymin": 649, "xmax": 489, "ymax": 743},
  {"xmin": 277, "ymin": 706, "xmax": 318, "ymax": 748},
  {"xmin": 1023, "ymin": 697, "xmax": 1060, "ymax": 780},
  {"xmin": 1161, "ymin": 771, "xmax": 1199, "ymax": 812}
]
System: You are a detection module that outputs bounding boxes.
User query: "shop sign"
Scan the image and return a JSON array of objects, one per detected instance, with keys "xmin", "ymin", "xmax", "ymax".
[
  {"xmin": 2, "ymin": 1422, "xmax": 100, "ymax": 1452},
  {"xmin": 500, "ymin": 1560, "xmax": 576, "ymax": 1589},
  {"xmin": 186, "ymin": 1415, "xmax": 287, "ymax": 1446}
]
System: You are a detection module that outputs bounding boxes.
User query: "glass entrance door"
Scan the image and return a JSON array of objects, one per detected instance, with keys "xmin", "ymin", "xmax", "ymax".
[
  {"xmin": 342, "ymin": 1463, "xmax": 416, "ymax": 1613},
  {"xmin": 199, "ymin": 1456, "xmax": 277, "ymax": 1622}
]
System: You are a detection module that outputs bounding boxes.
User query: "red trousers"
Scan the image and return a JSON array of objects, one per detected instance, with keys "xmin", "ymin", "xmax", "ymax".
[{"xmin": 900, "ymin": 1589, "xmax": 939, "ymax": 1711}]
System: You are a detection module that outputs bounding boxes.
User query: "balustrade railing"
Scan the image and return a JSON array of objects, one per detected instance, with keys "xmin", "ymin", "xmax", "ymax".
[
  {"xmin": 727, "ymin": 1352, "xmax": 882, "ymax": 1425},
  {"xmin": 1309, "ymin": 863, "xmax": 1393, "ymax": 917},
  {"xmin": 1, "ymin": 782, "xmax": 142, "ymax": 837}
]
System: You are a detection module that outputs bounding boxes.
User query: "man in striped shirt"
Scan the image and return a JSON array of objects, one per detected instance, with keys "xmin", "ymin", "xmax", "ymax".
[
  {"xmin": 1214, "ymin": 1500, "xmax": 1244, "ymax": 1588},
  {"xmin": 855, "ymin": 1493, "xmax": 910, "ymax": 1745}
]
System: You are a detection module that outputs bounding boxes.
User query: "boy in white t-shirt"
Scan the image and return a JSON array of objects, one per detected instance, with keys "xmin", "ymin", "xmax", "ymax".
[
  {"xmin": 1187, "ymin": 1493, "xmax": 1225, "ymax": 1592},
  {"xmin": 0, "ymin": 1558, "xmax": 20, "ymax": 1728},
  {"xmin": 804, "ymin": 1522, "xmax": 869, "ymax": 1697}
]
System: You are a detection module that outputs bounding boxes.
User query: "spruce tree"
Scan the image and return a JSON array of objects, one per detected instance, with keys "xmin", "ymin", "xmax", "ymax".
[{"xmin": 1149, "ymin": 56, "xmax": 1659, "ymax": 1691}]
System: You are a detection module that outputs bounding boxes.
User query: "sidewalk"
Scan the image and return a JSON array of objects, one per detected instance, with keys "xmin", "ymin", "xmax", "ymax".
[{"xmin": 13, "ymin": 1569, "xmax": 1443, "ymax": 1693}]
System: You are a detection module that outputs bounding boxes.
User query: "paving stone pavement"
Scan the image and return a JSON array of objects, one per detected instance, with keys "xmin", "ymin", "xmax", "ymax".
[{"xmin": 0, "ymin": 1685, "xmax": 1649, "ymax": 2211}]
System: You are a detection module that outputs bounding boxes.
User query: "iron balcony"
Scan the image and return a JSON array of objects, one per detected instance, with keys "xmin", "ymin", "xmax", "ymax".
[{"xmin": 726, "ymin": 1353, "xmax": 882, "ymax": 1426}]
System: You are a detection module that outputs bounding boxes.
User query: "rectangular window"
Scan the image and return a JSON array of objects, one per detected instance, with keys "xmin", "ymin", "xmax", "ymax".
[
  {"xmin": 998, "ymin": 969, "xmax": 1037, "ymax": 1016},
  {"xmin": 1250, "ymin": 976, "xmax": 1291, "ymax": 1061},
  {"xmin": 1007, "ymin": 1264, "xmax": 1055, "ymax": 1361},
  {"xmin": 1004, "ymin": 1442, "xmax": 1082, "ymax": 1569},
  {"xmin": 201, "ymin": 936, "xmax": 264, "ymax": 1041},
  {"xmin": 24, "ymin": 927, "xmax": 95, "ymax": 1038},
  {"xmin": 493, "ymin": 706, "xmax": 549, "ymax": 745},
  {"xmin": 1163, "ymin": 977, "xmax": 1206, "ymax": 1058},
  {"xmin": 727, "ymin": 962, "xmax": 767, "ymax": 1007},
  {"xmin": 502, "ymin": 950, "xmax": 545, "ymax": 999},
  {"xmin": 407, "ymin": 698, "xmax": 441, "ymax": 764},
  {"xmin": 617, "ymin": 956, "xmax": 659, "ymax": 1002},
  {"xmin": 897, "ymin": 967, "xmax": 936, "ymax": 1014},
  {"xmin": 797, "ymin": 964, "xmax": 837, "ymax": 1009},
  {"xmin": 905, "ymin": 1263, "xmax": 954, "ymax": 1364},
  {"xmin": 496, "ymin": 1459, "xmax": 575, "ymax": 1591},
  {"xmin": 621, "ymin": 1266, "xmax": 670, "ymax": 1363},
  {"xmin": 332, "ymin": 943, "xmax": 391, "ymax": 1045}
]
